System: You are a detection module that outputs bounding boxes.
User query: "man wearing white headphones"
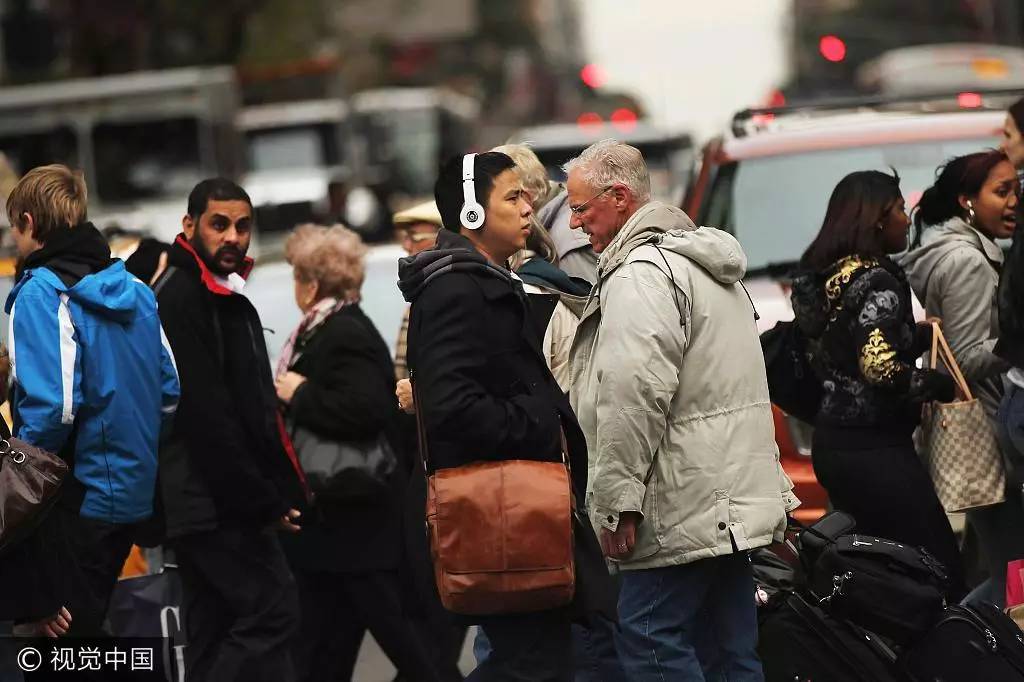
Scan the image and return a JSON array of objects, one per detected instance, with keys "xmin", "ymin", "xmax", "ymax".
[{"xmin": 397, "ymin": 152, "xmax": 614, "ymax": 681}]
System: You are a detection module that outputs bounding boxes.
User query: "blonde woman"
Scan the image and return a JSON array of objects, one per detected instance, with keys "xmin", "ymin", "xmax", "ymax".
[{"xmin": 275, "ymin": 224, "xmax": 439, "ymax": 682}]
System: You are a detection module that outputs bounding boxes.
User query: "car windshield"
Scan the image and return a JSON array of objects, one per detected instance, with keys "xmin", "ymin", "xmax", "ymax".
[
  {"xmin": 534, "ymin": 141, "xmax": 693, "ymax": 203},
  {"xmin": 360, "ymin": 108, "xmax": 438, "ymax": 196},
  {"xmin": 246, "ymin": 124, "xmax": 340, "ymax": 171},
  {"xmin": 704, "ymin": 136, "xmax": 1000, "ymax": 273}
]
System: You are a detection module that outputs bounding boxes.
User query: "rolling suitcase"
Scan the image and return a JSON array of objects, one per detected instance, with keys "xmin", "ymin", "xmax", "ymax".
[
  {"xmin": 759, "ymin": 591, "xmax": 905, "ymax": 682},
  {"xmin": 901, "ymin": 601, "xmax": 1024, "ymax": 681}
]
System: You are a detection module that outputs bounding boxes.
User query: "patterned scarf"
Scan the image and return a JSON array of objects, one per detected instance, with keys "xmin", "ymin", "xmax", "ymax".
[{"xmin": 276, "ymin": 296, "xmax": 357, "ymax": 377}]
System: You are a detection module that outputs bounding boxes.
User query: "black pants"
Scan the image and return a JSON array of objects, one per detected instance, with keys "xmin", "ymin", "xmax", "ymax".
[
  {"xmin": 174, "ymin": 527, "xmax": 299, "ymax": 682},
  {"xmin": 292, "ymin": 569, "xmax": 442, "ymax": 682},
  {"xmin": 61, "ymin": 512, "xmax": 136, "ymax": 637},
  {"xmin": 812, "ymin": 429, "xmax": 966, "ymax": 599},
  {"xmin": 469, "ymin": 610, "xmax": 572, "ymax": 682},
  {"xmin": 405, "ymin": 599, "xmax": 467, "ymax": 682}
]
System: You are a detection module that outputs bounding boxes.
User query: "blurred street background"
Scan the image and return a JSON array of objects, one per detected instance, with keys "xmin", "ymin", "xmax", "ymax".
[{"xmin": 2, "ymin": 1, "xmax": 1023, "ymax": 678}]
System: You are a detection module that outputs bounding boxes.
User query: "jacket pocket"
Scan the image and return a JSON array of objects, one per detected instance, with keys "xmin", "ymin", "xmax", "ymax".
[{"xmin": 629, "ymin": 476, "xmax": 663, "ymax": 560}]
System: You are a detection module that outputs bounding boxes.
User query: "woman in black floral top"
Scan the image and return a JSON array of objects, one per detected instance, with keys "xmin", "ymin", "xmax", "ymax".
[{"xmin": 791, "ymin": 169, "xmax": 964, "ymax": 597}]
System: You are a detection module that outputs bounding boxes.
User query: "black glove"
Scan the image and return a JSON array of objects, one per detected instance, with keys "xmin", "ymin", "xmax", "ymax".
[
  {"xmin": 914, "ymin": 322, "xmax": 935, "ymax": 355},
  {"xmin": 917, "ymin": 369, "xmax": 957, "ymax": 403}
]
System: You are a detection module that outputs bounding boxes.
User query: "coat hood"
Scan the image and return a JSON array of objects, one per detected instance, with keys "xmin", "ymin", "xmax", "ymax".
[
  {"xmin": 598, "ymin": 202, "xmax": 747, "ymax": 285},
  {"xmin": 8, "ymin": 259, "xmax": 147, "ymax": 325},
  {"xmin": 899, "ymin": 217, "xmax": 1003, "ymax": 297},
  {"xmin": 516, "ymin": 256, "xmax": 591, "ymax": 297},
  {"xmin": 397, "ymin": 229, "xmax": 513, "ymax": 303}
]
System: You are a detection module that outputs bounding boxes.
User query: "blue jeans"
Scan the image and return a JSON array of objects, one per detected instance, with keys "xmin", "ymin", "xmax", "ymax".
[
  {"xmin": 475, "ymin": 619, "xmax": 626, "ymax": 681},
  {"xmin": 969, "ymin": 381, "xmax": 1024, "ymax": 609},
  {"xmin": 616, "ymin": 553, "xmax": 763, "ymax": 681}
]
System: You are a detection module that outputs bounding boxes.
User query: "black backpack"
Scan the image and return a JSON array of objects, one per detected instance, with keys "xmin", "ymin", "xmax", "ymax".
[
  {"xmin": 810, "ymin": 533, "xmax": 949, "ymax": 645},
  {"xmin": 760, "ymin": 320, "xmax": 822, "ymax": 425}
]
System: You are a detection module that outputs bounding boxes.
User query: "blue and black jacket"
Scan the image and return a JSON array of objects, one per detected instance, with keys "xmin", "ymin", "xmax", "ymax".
[{"xmin": 6, "ymin": 223, "xmax": 179, "ymax": 524}]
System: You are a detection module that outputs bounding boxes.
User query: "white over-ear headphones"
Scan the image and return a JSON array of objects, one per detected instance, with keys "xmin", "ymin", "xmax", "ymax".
[{"xmin": 459, "ymin": 153, "xmax": 485, "ymax": 230}]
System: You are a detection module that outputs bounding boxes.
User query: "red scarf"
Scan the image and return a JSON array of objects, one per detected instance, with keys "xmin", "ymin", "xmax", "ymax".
[{"xmin": 174, "ymin": 234, "xmax": 255, "ymax": 296}]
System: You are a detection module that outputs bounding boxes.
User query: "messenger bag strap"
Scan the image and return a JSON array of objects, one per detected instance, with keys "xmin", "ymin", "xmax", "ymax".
[{"xmin": 410, "ymin": 369, "xmax": 430, "ymax": 476}]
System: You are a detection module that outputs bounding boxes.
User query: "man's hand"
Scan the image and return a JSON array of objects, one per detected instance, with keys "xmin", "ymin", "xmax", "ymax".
[
  {"xmin": 600, "ymin": 511, "xmax": 642, "ymax": 561},
  {"xmin": 396, "ymin": 379, "xmax": 416, "ymax": 414},
  {"xmin": 35, "ymin": 606, "xmax": 72, "ymax": 638},
  {"xmin": 276, "ymin": 508, "xmax": 302, "ymax": 533},
  {"xmin": 275, "ymin": 372, "xmax": 307, "ymax": 405}
]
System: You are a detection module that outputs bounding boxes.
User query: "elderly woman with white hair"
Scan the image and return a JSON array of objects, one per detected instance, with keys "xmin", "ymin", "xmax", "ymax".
[{"xmin": 275, "ymin": 224, "xmax": 441, "ymax": 682}]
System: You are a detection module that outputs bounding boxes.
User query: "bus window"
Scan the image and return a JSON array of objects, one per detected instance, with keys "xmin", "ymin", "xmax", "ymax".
[
  {"xmin": 246, "ymin": 123, "xmax": 341, "ymax": 171},
  {"xmin": 0, "ymin": 128, "xmax": 77, "ymax": 176},
  {"xmin": 93, "ymin": 118, "xmax": 202, "ymax": 202}
]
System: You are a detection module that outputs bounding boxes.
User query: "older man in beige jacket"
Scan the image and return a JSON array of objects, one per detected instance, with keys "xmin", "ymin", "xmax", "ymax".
[{"xmin": 566, "ymin": 140, "xmax": 796, "ymax": 681}]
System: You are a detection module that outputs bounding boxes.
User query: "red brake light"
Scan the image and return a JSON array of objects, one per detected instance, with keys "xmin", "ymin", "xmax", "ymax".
[
  {"xmin": 819, "ymin": 35, "xmax": 847, "ymax": 63},
  {"xmin": 580, "ymin": 64, "xmax": 606, "ymax": 89},
  {"xmin": 577, "ymin": 112, "xmax": 603, "ymax": 128},
  {"xmin": 958, "ymin": 91, "xmax": 983, "ymax": 108},
  {"xmin": 610, "ymin": 108, "xmax": 638, "ymax": 131}
]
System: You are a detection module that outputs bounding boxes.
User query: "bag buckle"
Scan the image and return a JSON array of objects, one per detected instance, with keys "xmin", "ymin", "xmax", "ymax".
[{"xmin": 819, "ymin": 571, "xmax": 853, "ymax": 605}]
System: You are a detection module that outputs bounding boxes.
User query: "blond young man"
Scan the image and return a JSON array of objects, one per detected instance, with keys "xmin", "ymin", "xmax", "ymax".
[{"xmin": 0, "ymin": 165, "xmax": 178, "ymax": 636}]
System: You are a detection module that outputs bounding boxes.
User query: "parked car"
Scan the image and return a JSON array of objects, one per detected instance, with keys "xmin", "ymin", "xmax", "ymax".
[
  {"xmin": 684, "ymin": 92, "xmax": 1011, "ymax": 522},
  {"xmin": 858, "ymin": 44, "xmax": 1024, "ymax": 96}
]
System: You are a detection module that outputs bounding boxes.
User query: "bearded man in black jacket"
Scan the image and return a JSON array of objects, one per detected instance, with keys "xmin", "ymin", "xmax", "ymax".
[{"xmin": 155, "ymin": 178, "xmax": 307, "ymax": 682}]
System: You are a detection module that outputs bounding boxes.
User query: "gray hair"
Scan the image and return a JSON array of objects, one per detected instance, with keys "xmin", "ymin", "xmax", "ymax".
[
  {"xmin": 491, "ymin": 143, "xmax": 554, "ymax": 211},
  {"xmin": 285, "ymin": 223, "xmax": 367, "ymax": 301},
  {"xmin": 563, "ymin": 139, "xmax": 651, "ymax": 204}
]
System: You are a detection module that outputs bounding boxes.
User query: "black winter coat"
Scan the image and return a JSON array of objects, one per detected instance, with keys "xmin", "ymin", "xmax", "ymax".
[
  {"xmin": 154, "ymin": 237, "xmax": 306, "ymax": 538},
  {"xmin": 278, "ymin": 305, "xmax": 407, "ymax": 574},
  {"xmin": 997, "ymin": 225, "xmax": 1024, "ymax": 368},
  {"xmin": 397, "ymin": 230, "xmax": 615, "ymax": 625},
  {"xmin": 791, "ymin": 255, "xmax": 953, "ymax": 437}
]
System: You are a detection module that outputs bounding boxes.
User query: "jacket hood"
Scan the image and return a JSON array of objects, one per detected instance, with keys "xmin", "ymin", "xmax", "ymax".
[
  {"xmin": 397, "ymin": 229, "xmax": 513, "ymax": 303},
  {"xmin": 899, "ymin": 217, "xmax": 1003, "ymax": 296},
  {"xmin": 8, "ymin": 259, "xmax": 146, "ymax": 325},
  {"xmin": 516, "ymin": 257, "xmax": 591, "ymax": 297},
  {"xmin": 598, "ymin": 202, "xmax": 747, "ymax": 284}
]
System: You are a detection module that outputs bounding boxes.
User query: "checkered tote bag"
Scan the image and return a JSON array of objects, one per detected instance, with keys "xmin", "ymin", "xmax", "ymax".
[{"xmin": 920, "ymin": 322, "xmax": 1005, "ymax": 513}]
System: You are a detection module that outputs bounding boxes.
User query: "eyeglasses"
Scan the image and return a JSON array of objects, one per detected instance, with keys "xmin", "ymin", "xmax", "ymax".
[{"xmin": 569, "ymin": 186, "xmax": 613, "ymax": 216}]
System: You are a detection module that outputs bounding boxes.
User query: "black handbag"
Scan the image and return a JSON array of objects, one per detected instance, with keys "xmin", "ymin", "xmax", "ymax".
[
  {"xmin": 291, "ymin": 426, "xmax": 397, "ymax": 502},
  {"xmin": 759, "ymin": 591, "xmax": 904, "ymax": 682},
  {"xmin": 760, "ymin": 320, "xmax": 822, "ymax": 424},
  {"xmin": 900, "ymin": 601, "xmax": 1024, "ymax": 681},
  {"xmin": 811, "ymin": 534, "xmax": 949, "ymax": 644}
]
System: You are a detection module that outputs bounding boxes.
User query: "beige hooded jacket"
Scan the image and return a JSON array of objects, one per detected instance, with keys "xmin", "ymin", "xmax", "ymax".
[{"xmin": 568, "ymin": 202, "xmax": 796, "ymax": 570}]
